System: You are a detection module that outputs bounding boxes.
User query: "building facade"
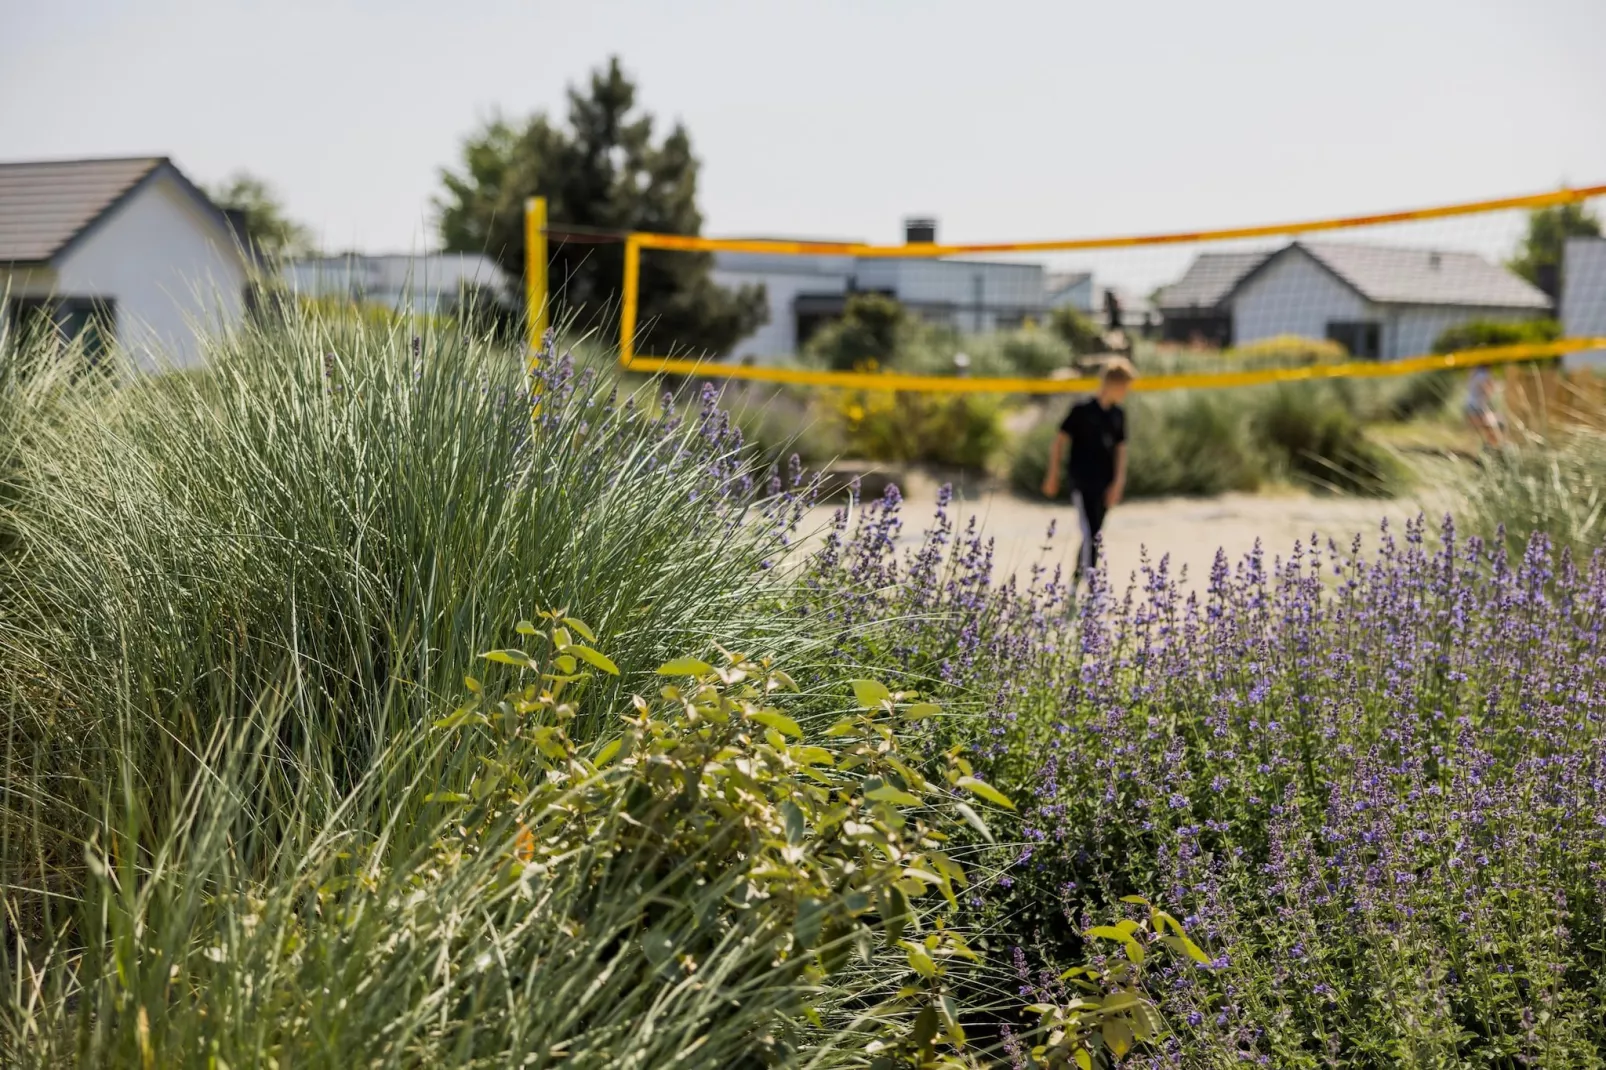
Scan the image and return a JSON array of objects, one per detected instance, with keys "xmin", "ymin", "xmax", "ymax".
[
  {"xmin": 710, "ymin": 220, "xmax": 1053, "ymax": 362},
  {"xmin": 1157, "ymin": 242, "xmax": 1551, "ymax": 360},
  {"xmin": 0, "ymin": 156, "xmax": 250, "ymax": 371},
  {"xmin": 1562, "ymin": 236, "xmax": 1606, "ymax": 368},
  {"xmin": 280, "ymin": 252, "xmax": 513, "ymax": 316}
]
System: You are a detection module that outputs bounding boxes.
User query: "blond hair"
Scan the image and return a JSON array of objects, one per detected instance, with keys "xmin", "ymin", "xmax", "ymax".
[{"xmin": 1101, "ymin": 357, "xmax": 1137, "ymax": 385}]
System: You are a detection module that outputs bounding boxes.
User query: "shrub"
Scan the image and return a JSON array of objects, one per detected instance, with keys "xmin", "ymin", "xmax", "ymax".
[
  {"xmin": 1432, "ymin": 317, "xmax": 1561, "ymax": 354},
  {"xmin": 830, "ymin": 388, "xmax": 1007, "ymax": 470},
  {"xmin": 1124, "ymin": 392, "xmax": 1264, "ymax": 498},
  {"xmin": 1247, "ymin": 381, "xmax": 1403, "ymax": 495},
  {"xmin": 804, "ymin": 292, "xmax": 909, "ymax": 371},
  {"xmin": 1458, "ymin": 427, "xmax": 1606, "ymax": 559},
  {"xmin": 1049, "ymin": 306, "xmax": 1104, "ymax": 357},
  {"xmin": 995, "ymin": 328, "xmax": 1078, "ymax": 378},
  {"xmin": 1226, "ymin": 334, "xmax": 1347, "ymax": 365},
  {"xmin": 0, "ymin": 308, "xmax": 816, "ymax": 953},
  {"xmin": 807, "ymin": 489, "xmax": 1606, "ymax": 1066}
]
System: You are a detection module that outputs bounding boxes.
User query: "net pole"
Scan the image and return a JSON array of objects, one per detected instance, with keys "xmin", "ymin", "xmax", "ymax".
[
  {"xmin": 620, "ymin": 234, "xmax": 641, "ymax": 366},
  {"xmin": 525, "ymin": 196, "xmax": 548, "ymax": 355}
]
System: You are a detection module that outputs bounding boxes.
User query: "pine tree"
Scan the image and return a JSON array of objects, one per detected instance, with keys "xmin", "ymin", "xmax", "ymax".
[{"xmin": 437, "ymin": 58, "xmax": 766, "ymax": 356}]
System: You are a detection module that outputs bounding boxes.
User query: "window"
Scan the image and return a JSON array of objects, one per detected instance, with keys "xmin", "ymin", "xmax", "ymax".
[
  {"xmin": 1326, "ymin": 320, "xmax": 1381, "ymax": 360},
  {"xmin": 5, "ymin": 296, "xmax": 117, "ymax": 364}
]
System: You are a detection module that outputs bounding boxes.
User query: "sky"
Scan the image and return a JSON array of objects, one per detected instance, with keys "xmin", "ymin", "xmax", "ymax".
[{"xmin": 3, "ymin": 0, "xmax": 1604, "ymax": 291}]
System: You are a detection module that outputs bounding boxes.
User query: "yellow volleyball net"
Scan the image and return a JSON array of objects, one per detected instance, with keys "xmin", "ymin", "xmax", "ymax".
[{"xmin": 530, "ymin": 183, "xmax": 1606, "ymax": 394}]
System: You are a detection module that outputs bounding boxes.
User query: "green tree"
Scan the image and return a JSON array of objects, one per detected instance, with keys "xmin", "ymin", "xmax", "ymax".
[
  {"xmin": 1508, "ymin": 201, "xmax": 1601, "ymax": 297},
  {"xmin": 436, "ymin": 57, "xmax": 765, "ymax": 356},
  {"xmin": 803, "ymin": 293, "xmax": 907, "ymax": 371},
  {"xmin": 205, "ymin": 172, "xmax": 315, "ymax": 258}
]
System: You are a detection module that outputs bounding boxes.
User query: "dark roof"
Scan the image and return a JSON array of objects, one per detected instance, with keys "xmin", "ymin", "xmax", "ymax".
[
  {"xmin": 1289, "ymin": 242, "xmax": 1551, "ymax": 309},
  {"xmin": 1154, "ymin": 250, "xmax": 1269, "ymax": 311},
  {"xmin": 0, "ymin": 156, "xmax": 229, "ymax": 265}
]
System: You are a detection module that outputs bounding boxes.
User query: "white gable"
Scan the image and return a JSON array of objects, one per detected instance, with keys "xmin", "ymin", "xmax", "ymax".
[{"xmin": 54, "ymin": 168, "xmax": 248, "ymax": 371}]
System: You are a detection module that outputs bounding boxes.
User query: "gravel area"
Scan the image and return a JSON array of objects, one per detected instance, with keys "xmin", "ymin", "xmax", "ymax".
[{"xmin": 801, "ymin": 479, "xmax": 1446, "ymax": 591}]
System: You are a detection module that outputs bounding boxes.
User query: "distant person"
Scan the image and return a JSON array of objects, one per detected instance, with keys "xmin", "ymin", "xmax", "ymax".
[
  {"xmin": 1465, "ymin": 366, "xmax": 1503, "ymax": 449},
  {"xmin": 1041, "ymin": 359, "xmax": 1134, "ymax": 580},
  {"xmin": 1104, "ymin": 289, "xmax": 1123, "ymax": 332}
]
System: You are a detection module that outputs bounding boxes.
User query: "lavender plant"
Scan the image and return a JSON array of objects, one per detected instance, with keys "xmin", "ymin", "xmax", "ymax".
[{"xmin": 807, "ymin": 490, "xmax": 1606, "ymax": 1066}]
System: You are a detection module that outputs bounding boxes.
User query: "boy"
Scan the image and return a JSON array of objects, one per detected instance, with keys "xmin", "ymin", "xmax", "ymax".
[{"xmin": 1041, "ymin": 359, "xmax": 1133, "ymax": 578}]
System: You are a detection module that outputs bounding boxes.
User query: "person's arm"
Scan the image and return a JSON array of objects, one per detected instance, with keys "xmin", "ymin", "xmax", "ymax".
[
  {"xmin": 1107, "ymin": 442, "xmax": 1127, "ymax": 508},
  {"xmin": 1042, "ymin": 431, "xmax": 1069, "ymax": 498}
]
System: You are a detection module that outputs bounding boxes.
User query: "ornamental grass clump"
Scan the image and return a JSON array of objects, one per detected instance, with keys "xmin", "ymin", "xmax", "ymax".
[{"xmin": 809, "ymin": 489, "xmax": 1606, "ymax": 1066}]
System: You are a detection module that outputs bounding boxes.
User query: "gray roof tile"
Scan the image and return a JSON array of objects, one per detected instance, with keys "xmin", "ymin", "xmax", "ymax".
[
  {"xmin": 0, "ymin": 157, "xmax": 163, "ymax": 263},
  {"xmin": 1297, "ymin": 242, "xmax": 1551, "ymax": 309},
  {"xmin": 1154, "ymin": 250, "xmax": 1269, "ymax": 310}
]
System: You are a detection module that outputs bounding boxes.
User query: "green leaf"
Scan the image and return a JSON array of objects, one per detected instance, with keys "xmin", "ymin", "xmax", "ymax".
[
  {"xmin": 955, "ymin": 775, "xmax": 1015, "ymax": 810},
  {"xmin": 562, "ymin": 616, "xmax": 597, "ymax": 643},
  {"xmin": 903, "ymin": 701, "xmax": 941, "ymax": 720},
  {"xmin": 866, "ymin": 784, "xmax": 921, "ymax": 807},
  {"xmin": 1074, "ymin": 1050, "xmax": 1093, "ymax": 1070},
  {"xmin": 824, "ymin": 719, "xmax": 858, "ymax": 737},
  {"xmin": 569, "ymin": 645, "xmax": 619, "ymax": 675},
  {"xmin": 750, "ymin": 709, "xmax": 803, "ymax": 738},
  {"xmin": 423, "ymin": 792, "xmax": 470, "ymax": 804},
  {"xmin": 593, "ymin": 738, "xmax": 623, "ymax": 767},
  {"xmin": 850, "ymin": 679, "xmax": 892, "ymax": 708},
  {"xmin": 514, "ymin": 620, "xmax": 538, "ymax": 636},
  {"xmin": 1086, "ymin": 925, "xmax": 1131, "ymax": 943},
  {"xmin": 903, "ymin": 942, "xmax": 938, "ymax": 978},
  {"xmin": 954, "ymin": 802, "xmax": 993, "ymax": 842},
  {"xmin": 911, "ymin": 1004, "xmax": 939, "ymax": 1047},
  {"xmin": 657, "ymin": 657, "xmax": 713, "ymax": 676},
  {"xmin": 480, "ymin": 649, "xmax": 532, "ymax": 667},
  {"xmin": 782, "ymin": 800, "xmax": 806, "ymax": 845},
  {"xmin": 432, "ymin": 705, "xmax": 488, "ymax": 730},
  {"xmin": 1103, "ymin": 1018, "xmax": 1134, "ymax": 1058},
  {"xmin": 881, "ymin": 886, "xmax": 909, "ymax": 945},
  {"xmin": 793, "ymin": 746, "xmax": 836, "ymax": 766},
  {"xmin": 1119, "ymin": 894, "xmax": 1151, "ymax": 907}
]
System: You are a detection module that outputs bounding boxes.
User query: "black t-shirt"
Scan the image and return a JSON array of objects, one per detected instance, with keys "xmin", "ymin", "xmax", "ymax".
[{"xmin": 1059, "ymin": 397, "xmax": 1125, "ymax": 490}]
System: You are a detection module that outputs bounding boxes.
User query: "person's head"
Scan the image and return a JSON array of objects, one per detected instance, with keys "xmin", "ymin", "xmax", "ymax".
[{"xmin": 1098, "ymin": 358, "xmax": 1135, "ymax": 404}]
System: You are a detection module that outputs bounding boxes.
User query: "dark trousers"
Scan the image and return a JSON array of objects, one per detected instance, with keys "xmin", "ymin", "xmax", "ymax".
[{"xmin": 1072, "ymin": 484, "xmax": 1108, "ymax": 577}]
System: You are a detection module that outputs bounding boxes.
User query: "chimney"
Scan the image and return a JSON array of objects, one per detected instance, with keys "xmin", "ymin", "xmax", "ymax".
[{"xmin": 904, "ymin": 217, "xmax": 937, "ymax": 244}]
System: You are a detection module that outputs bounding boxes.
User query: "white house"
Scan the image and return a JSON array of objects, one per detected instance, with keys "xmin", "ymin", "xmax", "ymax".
[
  {"xmin": 1562, "ymin": 236, "xmax": 1606, "ymax": 368},
  {"xmin": 280, "ymin": 252, "xmax": 513, "ymax": 315},
  {"xmin": 1045, "ymin": 271, "xmax": 1094, "ymax": 316},
  {"xmin": 0, "ymin": 156, "xmax": 250, "ymax": 371},
  {"xmin": 1157, "ymin": 242, "xmax": 1552, "ymax": 359},
  {"xmin": 710, "ymin": 219, "xmax": 1051, "ymax": 362}
]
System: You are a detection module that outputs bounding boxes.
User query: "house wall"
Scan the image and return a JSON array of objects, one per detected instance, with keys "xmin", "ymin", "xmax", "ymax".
[
  {"xmin": 711, "ymin": 252, "xmax": 855, "ymax": 361},
  {"xmin": 854, "ymin": 259, "xmax": 1045, "ymax": 332},
  {"xmin": 282, "ymin": 253, "xmax": 512, "ymax": 314},
  {"xmin": 1229, "ymin": 248, "xmax": 1374, "ymax": 349},
  {"xmin": 1230, "ymin": 248, "xmax": 1547, "ymax": 359},
  {"xmin": 1562, "ymin": 236, "xmax": 1606, "ymax": 368},
  {"xmin": 54, "ymin": 170, "xmax": 248, "ymax": 371},
  {"xmin": 1385, "ymin": 305, "xmax": 1548, "ymax": 361},
  {"xmin": 1046, "ymin": 276, "xmax": 1094, "ymax": 314}
]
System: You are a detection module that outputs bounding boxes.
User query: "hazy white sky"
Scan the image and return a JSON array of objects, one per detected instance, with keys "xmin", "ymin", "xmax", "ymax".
[{"xmin": 4, "ymin": 0, "xmax": 1604, "ymax": 283}]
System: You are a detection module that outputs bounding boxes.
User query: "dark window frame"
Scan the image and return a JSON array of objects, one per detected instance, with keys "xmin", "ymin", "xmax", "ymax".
[
  {"xmin": 1325, "ymin": 319, "xmax": 1382, "ymax": 360},
  {"xmin": 6, "ymin": 295, "xmax": 118, "ymax": 363}
]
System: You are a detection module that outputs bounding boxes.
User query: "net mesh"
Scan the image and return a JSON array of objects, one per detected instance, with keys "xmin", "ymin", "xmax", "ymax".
[{"xmin": 605, "ymin": 186, "xmax": 1606, "ymax": 393}]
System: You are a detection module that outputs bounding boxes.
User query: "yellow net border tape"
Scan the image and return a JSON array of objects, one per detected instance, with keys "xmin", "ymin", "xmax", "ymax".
[
  {"xmin": 614, "ymin": 182, "xmax": 1606, "ymax": 391},
  {"xmin": 621, "ymin": 340, "xmax": 1606, "ymax": 395}
]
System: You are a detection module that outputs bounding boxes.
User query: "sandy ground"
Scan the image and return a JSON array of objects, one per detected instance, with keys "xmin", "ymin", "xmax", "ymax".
[{"xmin": 802, "ymin": 479, "xmax": 1445, "ymax": 591}]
